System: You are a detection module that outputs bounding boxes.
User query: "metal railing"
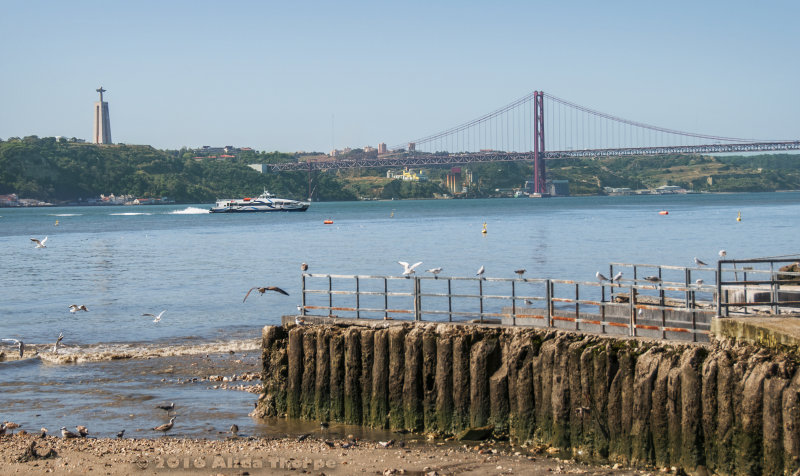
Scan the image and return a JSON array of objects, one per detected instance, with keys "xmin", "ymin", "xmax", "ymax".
[
  {"xmin": 300, "ymin": 271, "xmax": 715, "ymax": 342},
  {"xmin": 716, "ymin": 258, "xmax": 800, "ymax": 316}
]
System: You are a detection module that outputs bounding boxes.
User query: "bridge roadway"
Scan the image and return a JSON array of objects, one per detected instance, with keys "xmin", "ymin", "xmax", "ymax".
[{"xmin": 268, "ymin": 141, "xmax": 800, "ymax": 172}]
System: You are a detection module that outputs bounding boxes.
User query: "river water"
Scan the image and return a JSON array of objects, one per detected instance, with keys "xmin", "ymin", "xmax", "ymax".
[{"xmin": 1, "ymin": 192, "xmax": 799, "ymax": 439}]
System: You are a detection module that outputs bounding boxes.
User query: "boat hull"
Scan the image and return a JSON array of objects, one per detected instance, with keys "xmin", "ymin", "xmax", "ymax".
[{"xmin": 209, "ymin": 205, "xmax": 309, "ymax": 213}]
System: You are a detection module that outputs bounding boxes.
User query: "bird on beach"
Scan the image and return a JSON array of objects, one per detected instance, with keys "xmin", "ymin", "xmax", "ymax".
[
  {"xmin": 31, "ymin": 236, "xmax": 48, "ymax": 248},
  {"xmin": 156, "ymin": 402, "xmax": 175, "ymax": 415},
  {"xmin": 243, "ymin": 286, "xmax": 289, "ymax": 302},
  {"xmin": 69, "ymin": 304, "xmax": 88, "ymax": 313},
  {"xmin": 153, "ymin": 417, "xmax": 176, "ymax": 436},
  {"xmin": 643, "ymin": 276, "xmax": 662, "ymax": 283},
  {"xmin": 300, "ymin": 262, "xmax": 308, "ymax": 272},
  {"xmin": 426, "ymin": 267, "xmax": 443, "ymax": 277},
  {"xmin": 297, "ymin": 433, "xmax": 311, "ymax": 442},
  {"xmin": 52, "ymin": 332, "xmax": 64, "ymax": 353},
  {"xmin": 398, "ymin": 261, "xmax": 422, "ymax": 276},
  {"xmin": 514, "ymin": 269, "xmax": 526, "ymax": 277},
  {"xmin": 61, "ymin": 427, "xmax": 79, "ymax": 439},
  {"xmin": 719, "ymin": 250, "xmax": 727, "ymax": 258},
  {"xmin": 694, "ymin": 257, "xmax": 708, "ymax": 267},
  {"xmin": 3, "ymin": 421, "xmax": 21, "ymax": 435},
  {"xmin": 116, "ymin": 429, "xmax": 125, "ymax": 439},
  {"xmin": 476, "ymin": 265, "xmax": 485, "ymax": 278},
  {"xmin": 295, "ymin": 316, "xmax": 306, "ymax": 326},
  {"xmin": 596, "ymin": 271, "xmax": 609, "ymax": 282},
  {"xmin": 0, "ymin": 424, "xmax": 5, "ymax": 436},
  {"xmin": 611, "ymin": 271, "xmax": 623, "ymax": 283},
  {"xmin": 229, "ymin": 424, "xmax": 239, "ymax": 437},
  {"xmin": 379, "ymin": 439, "xmax": 395, "ymax": 448},
  {"xmin": 40, "ymin": 427, "xmax": 48, "ymax": 438},
  {"xmin": 2, "ymin": 339, "xmax": 24, "ymax": 358},
  {"xmin": 76, "ymin": 425, "xmax": 89, "ymax": 438},
  {"xmin": 143, "ymin": 310, "xmax": 166, "ymax": 323}
]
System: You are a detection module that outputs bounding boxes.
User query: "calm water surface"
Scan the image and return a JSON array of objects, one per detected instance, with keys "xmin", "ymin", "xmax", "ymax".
[{"xmin": 1, "ymin": 193, "xmax": 799, "ymax": 438}]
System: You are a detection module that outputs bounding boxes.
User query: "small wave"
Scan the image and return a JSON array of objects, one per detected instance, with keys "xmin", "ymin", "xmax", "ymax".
[
  {"xmin": 36, "ymin": 338, "xmax": 259, "ymax": 365},
  {"xmin": 109, "ymin": 212, "xmax": 152, "ymax": 216},
  {"xmin": 169, "ymin": 207, "xmax": 210, "ymax": 215},
  {"xmin": 48, "ymin": 213, "xmax": 82, "ymax": 217}
]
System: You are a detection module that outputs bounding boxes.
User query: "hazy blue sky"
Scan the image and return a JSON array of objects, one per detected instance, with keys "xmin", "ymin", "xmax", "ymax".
[{"xmin": 2, "ymin": 1, "xmax": 798, "ymax": 152}]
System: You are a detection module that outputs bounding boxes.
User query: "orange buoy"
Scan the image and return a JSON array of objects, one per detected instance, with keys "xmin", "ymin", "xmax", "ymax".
[
  {"xmin": 658, "ymin": 210, "xmax": 669, "ymax": 215},
  {"xmin": 324, "ymin": 219, "xmax": 334, "ymax": 225}
]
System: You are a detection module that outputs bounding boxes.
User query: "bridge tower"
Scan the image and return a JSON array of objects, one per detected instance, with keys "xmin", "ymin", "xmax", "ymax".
[{"xmin": 532, "ymin": 90, "xmax": 546, "ymax": 195}]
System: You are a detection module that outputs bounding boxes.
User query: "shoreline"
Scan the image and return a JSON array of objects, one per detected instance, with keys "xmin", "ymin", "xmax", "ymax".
[{"xmin": 1, "ymin": 432, "xmax": 651, "ymax": 475}]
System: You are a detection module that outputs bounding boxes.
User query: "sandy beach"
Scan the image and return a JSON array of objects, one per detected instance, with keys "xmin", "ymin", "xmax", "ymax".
[{"xmin": 0, "ymin": 432, "xmax": 656, "ymax": 476}]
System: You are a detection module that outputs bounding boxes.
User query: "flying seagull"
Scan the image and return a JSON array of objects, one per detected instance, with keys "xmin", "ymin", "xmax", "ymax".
[
  {"xmin": 694, "ymin": 257, "xmax": 708, "ymax": 267},
  {"xmin": 611, "ymin": 271, "xmax": 623, "ymax": 283},
  {"xmin": 153, "ymin": 417, "xmax": 176, "ymax": 436},
  {"xmin": 426, "ymin": 267, "xmax": 442, "ymax": 277},
  {"xmin": 476, "ymin": 265, "xmax": 485, "ymax": 277},
  {"xmin": 143, "ymin": 310, "xmax": 166, "ymax": 323},
  {"xmin": 31, "ymin": 236, "xmax": 48, "ymax": 248},
  {"xmin": 52, "ymin": 332, "xmax": 64, "ymax": 353},
  {"xmin": 514, "ymin": 269, "xmax": 526, "ymax": 277},
  {"xmin": 243, "ymin": 286, "xmax": 289, "ymax": 302},
  {"xmin": 69, "ymin": 304, "xmax": 88, "ymax": 313},
  {"xmin": 2, "ymin": 339, "xmax": 24, "ymax": 358},
  {"xmin": 596, "ymin": 271, "xmax": 609, "ymax": 282},
  {"xmin": 398, "ymin": 261, "xmax": 422, "ymax": 276}
]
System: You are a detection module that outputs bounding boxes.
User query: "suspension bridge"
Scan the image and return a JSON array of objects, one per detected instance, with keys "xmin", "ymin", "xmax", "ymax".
[{"xmin": 269, "ymin": 91, "xmax": 800, "ymax": 195}]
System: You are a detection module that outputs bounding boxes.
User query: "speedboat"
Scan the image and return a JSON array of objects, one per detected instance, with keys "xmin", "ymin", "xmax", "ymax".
[{"xmin": 209, "ymin": 190, "xmax": 310, "ymax": 213}]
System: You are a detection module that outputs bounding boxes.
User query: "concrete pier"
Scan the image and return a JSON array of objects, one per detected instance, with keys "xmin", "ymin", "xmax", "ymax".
[{"xmin": 256, "ymin": 317, "xmax": 800, "ymax": 474}]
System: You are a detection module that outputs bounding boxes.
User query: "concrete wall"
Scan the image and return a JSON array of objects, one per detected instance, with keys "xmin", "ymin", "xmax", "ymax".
[{"xmin": 256, "ymin": 321, "xmax": 800, "ymax": 475}]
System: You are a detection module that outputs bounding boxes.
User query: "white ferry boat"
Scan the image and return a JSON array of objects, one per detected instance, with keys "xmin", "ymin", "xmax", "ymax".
[{"xmin": 209, "ymin": 190, "xmax": 310, "ymax": 213}]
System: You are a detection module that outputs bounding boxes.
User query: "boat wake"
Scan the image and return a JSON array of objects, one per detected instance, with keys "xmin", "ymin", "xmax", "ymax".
[
  {"xmin": 169, "ymin": 207, "xmax": 210, "ymax": 215},
  {"xmin": 1, "ymin": 338, "xmax": 259, "ymax": 365},
  {"xmin": 109, "ymin": 212, "xmax": 152, "ymax": 216}
]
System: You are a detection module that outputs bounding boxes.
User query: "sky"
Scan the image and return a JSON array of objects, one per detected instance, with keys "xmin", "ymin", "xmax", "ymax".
[{"xmin": 1, "ymin": 0, "xmax": 799, "ymax": 153}]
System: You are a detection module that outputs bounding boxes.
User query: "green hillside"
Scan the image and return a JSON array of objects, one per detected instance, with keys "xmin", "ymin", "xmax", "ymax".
[{"xmin": 2, "ymin": 136, "xmax": 799, "ymax": 203}]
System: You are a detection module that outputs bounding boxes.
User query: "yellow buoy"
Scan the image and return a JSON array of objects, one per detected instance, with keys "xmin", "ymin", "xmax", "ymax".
[
  {"xmin": 737, "ymin": 211, "xmax": 742, "ymax": 222},
  {"xmin": 482, "ymin": 222, "xmax": 487, "ymax": 234}
]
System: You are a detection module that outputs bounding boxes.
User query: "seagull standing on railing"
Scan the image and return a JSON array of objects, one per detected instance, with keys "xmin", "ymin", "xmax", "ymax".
[
  {"xmin": 514, "ymin": 269, "xmax": 526, "ymax": 277},
  {"xmin": 695, "ymin": 278, "xmax": 704, "ymax": 286},
  {"xmin": 611, "ymin": 271, "xmax": 623, "ymax": 283},
  {"xmin": 398, "ymin": 261, "xmax": 422, "ymax": 276},
  {"xmin": 694, "ymin": 257, "xmax": 708, "ymax": 267},
  {"xmin": 476, "ymin": 265, "xmax": 485, "ymax": 278},
  {"xmin": 719, "ymin": 250, "xmax": 727, "ymax": 258},
  {"xmin": 596, "ymin": 271, "xmax": 609, "ymax": 282},
  {"xmin": 426, "ymin": 267, "xmax": 442, "ymax": 278}
]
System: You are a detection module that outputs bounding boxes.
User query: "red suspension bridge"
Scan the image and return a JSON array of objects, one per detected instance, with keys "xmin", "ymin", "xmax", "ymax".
[{"xmin": 269, "ymin": 91, "xmax": 800, "ymax": 195}]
